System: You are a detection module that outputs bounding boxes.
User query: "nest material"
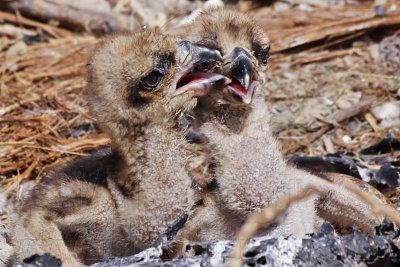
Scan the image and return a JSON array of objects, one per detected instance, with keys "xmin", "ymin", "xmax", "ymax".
[{"xmin": 0, "ymin": 0, "xmax": 400, "ymax": 250}]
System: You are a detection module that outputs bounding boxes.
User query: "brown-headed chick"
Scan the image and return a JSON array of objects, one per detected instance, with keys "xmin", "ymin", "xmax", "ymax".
[{"xmin": 11, "ymin": 30, "xmax": 229, "ymax": 266}]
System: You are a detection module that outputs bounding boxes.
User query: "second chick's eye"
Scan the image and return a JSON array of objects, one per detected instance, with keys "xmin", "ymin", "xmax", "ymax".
[
  {"xmin": 141, "ymin": 70, "xmax": 163, "ymax": 90},
  {"xmin": 252, "ymin": 44, "xmax": 270, "ymax": 65}
]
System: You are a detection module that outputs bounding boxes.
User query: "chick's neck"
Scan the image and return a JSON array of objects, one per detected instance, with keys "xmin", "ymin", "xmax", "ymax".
[{"xmin": 108, "ymin": 117, "xmax": 188, "ymax": 197}]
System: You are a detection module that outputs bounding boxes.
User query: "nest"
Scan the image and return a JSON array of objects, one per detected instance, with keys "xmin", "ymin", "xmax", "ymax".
[{"xmin": 0, "ymin": 0, "xmax": 400, "ymax": 237}]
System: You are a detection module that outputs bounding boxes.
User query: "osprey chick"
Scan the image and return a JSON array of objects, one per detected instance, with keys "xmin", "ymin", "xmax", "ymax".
[{"xmin": 11, "ymin": 30, "xmax": 226, "ymax": 266}]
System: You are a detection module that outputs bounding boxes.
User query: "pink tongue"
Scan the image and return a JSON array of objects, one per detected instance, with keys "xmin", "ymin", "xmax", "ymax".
[
  {"xmin": 231, "ymin": 81, "xmax": 248, "ymax": 96},
  {"xmin": 176, "ymin": 72, "xmax": 252, "ymax": 101},
  {"xmin": 177, "ymin": 73, "xmax": 216, "ymax": 89},
  {"xmin": 178, "ymin": 73, "xmax": 248, "ymax": 95}
]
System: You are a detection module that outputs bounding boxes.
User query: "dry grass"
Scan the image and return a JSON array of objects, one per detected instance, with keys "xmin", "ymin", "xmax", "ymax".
[{"xmin": 0, "ymin": 36, "xmax": 111, "ymax": 194}]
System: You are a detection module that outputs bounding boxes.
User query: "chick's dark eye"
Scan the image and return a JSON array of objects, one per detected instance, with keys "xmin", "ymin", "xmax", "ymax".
[
  {"xmin": 252, "ymin": 43, "xmax": 270, "ymax": 65},
  {"xmin": 141, "ymin": 71, "xmax": 163, "ymax": 90}
]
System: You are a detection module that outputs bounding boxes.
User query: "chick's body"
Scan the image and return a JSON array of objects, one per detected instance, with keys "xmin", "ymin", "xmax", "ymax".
[
  {"xmin": 193, "ymin": 94, "xmax": 377, "ymax": 238},
  {"xmin": 172, "ymin": 8, "xmax": 385, "ymax": 245},
  {"xmin": 11, "ymin": 31, "xmax": 225, "ymax": 266}
]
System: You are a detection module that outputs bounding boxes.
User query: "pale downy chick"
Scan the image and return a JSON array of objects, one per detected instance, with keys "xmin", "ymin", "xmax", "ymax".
[
  {"xmin": 172, "ymin": 8, "xmax": 388, "ymax": 246},
  {"xmin": 11, "ymin": 30, "xmax": 228, "ymax": 266}
]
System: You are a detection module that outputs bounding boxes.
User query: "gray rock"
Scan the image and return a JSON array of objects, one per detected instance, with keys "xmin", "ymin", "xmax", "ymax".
[
  {"xmin": 13, "ymin": 223, "xmax": 400, "ymax": 267},
  {"xmin": 90, "ymin": 223, "xmax": 399, "ymax": 267}
]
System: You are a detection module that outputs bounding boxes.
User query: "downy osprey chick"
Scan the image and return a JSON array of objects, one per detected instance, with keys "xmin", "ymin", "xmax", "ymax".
[
  {"xmin": 11, "ymin": 30, "xmax": 228, "ymax": 266},
  {"xmin": 170, "ymin": 8, "xmax": 387, "ymax": 245}
]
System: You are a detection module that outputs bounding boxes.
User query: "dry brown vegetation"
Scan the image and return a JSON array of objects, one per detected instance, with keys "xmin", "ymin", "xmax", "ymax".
[{"xmin": 1, "ymin": 0, "xmax": 400, "ymax": 223}]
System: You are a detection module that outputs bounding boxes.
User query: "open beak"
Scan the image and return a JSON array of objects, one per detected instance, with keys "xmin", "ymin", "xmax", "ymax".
[
  {"xmin": 172, "ymin": 41, "xmax": 231, "ymax": 98},
  {"xmin": 222, "ymin": 47, "xmax": 258, "ymax": 104}
]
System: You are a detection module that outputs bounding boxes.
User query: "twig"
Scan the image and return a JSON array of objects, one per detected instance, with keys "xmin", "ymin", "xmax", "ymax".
[
  {"xmin": 0, "ymin": 141, "xmax": 34, "ymax": 147},
  {"xmin": 28, "ymin": 65, "xmax": 85, "ymax": 81},
  {"xmin": 0, "ymin": 95, "xmax": 40, "ymax": 116},
  {"xmin": 329, "ymin": 95, "xmax": 374, "ymax": 123},
  {"xmin": 4, "ymin": 159, "xmax": 38, "ymax": 193},
  {"xmin": 306, "ymin": 30, "xmax": 368, "ymax": 54},
  {"xmin": 271, "ymin": 47, "xmax": 363, "ymax": 67},
  {"xmin": 229, "ymin": 187, "xmax": 319, "ymax": 267},
  {"xmin": 271, "ymin": 13, "xmax": 400, "ymax": 52},
  {"xmin": 26, "ymin": 145, "xmax": 88, "ymax": 156},
  {"xmin": 0, "ymin": 10, "xmax": 72, "ymax": 37},
  {"xmin": 282, "ymin": 125, "xmax": 332, "ymax": 155},
  {"xmin": 0, "ymin": 0, "xmax": 131, "ymax": 35},
  {"xmin": 341, "ymin": 179, "xmax": 400, "ymax": 227},
  {"xmin": 229, "ymin": 178, "xmax": 400, "ymax": 267},
  {"xmin": 364, "ymin": 112, "xmax": 381, "ymax": 137},
  {"xmin": 0, "ymin": 23, "xmax": 37, "ymax": 38}
]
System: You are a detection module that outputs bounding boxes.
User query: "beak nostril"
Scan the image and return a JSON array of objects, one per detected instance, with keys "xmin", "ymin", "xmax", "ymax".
[
  {"xmin": 182, "ymin": 53, "xmax": 192, "ymax": 66},
  {"xmin": 177, "ymin": 40, "xmax": 222, "ymax": 71},
  {"xmin": 222, "ymin": 60, "xmax": 232, "ymax": 67}
]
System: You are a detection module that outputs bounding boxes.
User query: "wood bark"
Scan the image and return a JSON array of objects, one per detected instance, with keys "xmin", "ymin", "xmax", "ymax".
[{"xmin": 0, "ymin": 0, "xmax": 132, "ymax": 35}]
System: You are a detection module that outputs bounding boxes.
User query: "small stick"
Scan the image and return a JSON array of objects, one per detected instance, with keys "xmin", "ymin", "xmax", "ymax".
[
  {"xmin": 228, "ymin": 187, "xmax": 318, "ymax": 267},
  {"xmin": 0, "ymin": 141, "xmax": 34, "ymax": 147},
  {"xmin": 329, "ymin": 95, "xmax": 374, "ymax": 124},
  {"xmin": 0, "ymin": 10, "xmax": 72, "ymax": 37},
  {"xmin": 1, "ymin": 0, "xmax": 130, "ymax": 35},
  {"xmin": 229, "ymin": 179, "xmax": 400, "ymax": 267},
  {"xmin": 341, "ymin": 179, "xmax": 400, "ymax": 227},
  {"xmin": 26, "ymin": 145, "xmax": 88, "ymax": 156},
  {"xmin": 0, "ymin": 95, "xmax": 40, "ymax": 116},
  {"xmin": 364, "ymin": 112, "xmax": 381, "ymax": 137}
]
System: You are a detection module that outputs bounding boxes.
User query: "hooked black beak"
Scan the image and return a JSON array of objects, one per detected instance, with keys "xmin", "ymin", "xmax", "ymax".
[
  {"xmin": 222, "ymin": 47, "xmax": 257, "ymax": 104},
  {"xmin": 173, "ymin": 41, "xmax": 230, "ymax": 97},
  {"xmin": 226, "ymin": 47, "xmax": 253, "ymax": 91}
]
